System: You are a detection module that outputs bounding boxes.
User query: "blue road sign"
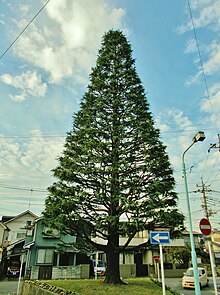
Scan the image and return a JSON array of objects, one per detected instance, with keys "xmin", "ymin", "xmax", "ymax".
[{"xmin": 150, "ymin": 231, "xmax": 170, "ymax": 244}]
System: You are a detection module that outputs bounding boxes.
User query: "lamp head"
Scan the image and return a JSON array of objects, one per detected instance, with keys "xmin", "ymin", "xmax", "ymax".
[{"xmin": 192, "ymin": 131, "xmax": 205, "ymax": 143}]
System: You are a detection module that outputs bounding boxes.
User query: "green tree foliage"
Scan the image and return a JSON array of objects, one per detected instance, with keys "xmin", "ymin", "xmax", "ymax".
[
  {"xmin": 43, "ymin": 30, "xmax": 184, "ymax": 284},
  {"xmin": 164, "ymin": 246, "xmax": 191, "ymax": 268}
]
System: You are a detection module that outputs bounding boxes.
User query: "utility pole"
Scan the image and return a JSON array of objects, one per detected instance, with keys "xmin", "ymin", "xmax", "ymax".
[
  {"xmin": 196, "ymin": 179, "xmax": 218, "ymax": 295},
  {"xmin": 195, "ymin": 177, "xmax": 211, "ymax": 219},
  {"xmin": 208, "ymin": 134, "xmax": 220, "ymax": 153}
]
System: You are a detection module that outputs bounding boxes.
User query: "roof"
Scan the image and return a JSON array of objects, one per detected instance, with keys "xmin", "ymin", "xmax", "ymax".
[
  {"xmin": 181, "ymin": 230, "xmax": 201, "ymax": 236},
  {"xmin": 4, "ymin": 210, "xmax": 38, "ymax": 224},
  {"xmin": 2, "ymin": 216, "xmax": 15, "ymax": 223},
  {"xmin": 23, "ymin": 241, "xmax": 35, "ymax": 249},
  {"xmin": 0, "ymin": 221, "xmax": 9, "ymax": 230}
]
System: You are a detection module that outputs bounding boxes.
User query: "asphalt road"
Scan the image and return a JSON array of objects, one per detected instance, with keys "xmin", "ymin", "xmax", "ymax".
[
  {"xmin": 0, "ymin": 279, "xmax": 18, "ymax": 295},
  {"xmin": 165, "ymin": 277, "xmax": 220, "ymax": 295}
]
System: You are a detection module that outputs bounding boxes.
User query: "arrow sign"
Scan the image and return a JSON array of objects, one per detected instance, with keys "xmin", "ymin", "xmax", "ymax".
[{"xmin": 150, "ymin": 231, "xmax": 170, "ymax": 244}]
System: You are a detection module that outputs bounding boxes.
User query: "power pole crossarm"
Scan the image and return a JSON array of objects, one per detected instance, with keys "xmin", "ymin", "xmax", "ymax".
[{"xmin": 208, "ymin": 134, "xmax": 220, "ymax": 153}]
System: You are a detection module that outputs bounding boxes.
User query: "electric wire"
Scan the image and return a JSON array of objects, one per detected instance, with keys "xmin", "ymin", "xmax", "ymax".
[
  {"xmin": 204, "ymin": 152, "xmax": 220, "ymax": 185},
  {"xmin": 0, "ymin": 199, "xmax": 43, "ymax": 206},
  {"xmin": 0, "ymin": 0, "xmax": 51, "ymax": 60},
  {"xmin": 201, "ymin": 153, "xmax": 210, "ymax": 179},
  {"xmin": 187, "ymin": 0, "xmax": 220, "ymax": 192},
  {"xmin": 207, "ymin": 167, "xmax": 220, "ymax": 187},
  {"xmin": 187, "ymin": 0, "xmax": 219, "ymax": 133},
  {"xmin": 0, "ymin": 135, "xmax": 65, "ymax": 139},
  {"xmin": 0, "ymin": 125, "xmax": 219, "ymax": 140},
  {"xmin": 0, "ymin": 183, "xmax": 47, "ymax": 192}
]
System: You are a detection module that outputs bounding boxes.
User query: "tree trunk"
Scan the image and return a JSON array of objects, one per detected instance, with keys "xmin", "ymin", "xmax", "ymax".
[{"xmin": 104, "ymin": 233, "xmax": 123, "ymax": 284}]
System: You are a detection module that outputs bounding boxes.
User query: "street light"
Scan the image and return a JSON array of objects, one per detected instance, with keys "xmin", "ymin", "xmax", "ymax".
[{"xmin": 182, "ymin": 131, "xmax": 205, "ymax": 295}]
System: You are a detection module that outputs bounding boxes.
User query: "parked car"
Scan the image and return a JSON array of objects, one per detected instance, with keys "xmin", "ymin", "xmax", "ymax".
[
  {"xmin": 182, "ymin": 267, "xmax": 209, "ymax": 289},
  {"xmin": 92, "ymin": 259, "xmax": 106, "ymax": 276},
  {"xmin": 7, "ymin": 261, "xmax": 20, "ymax": 278}
]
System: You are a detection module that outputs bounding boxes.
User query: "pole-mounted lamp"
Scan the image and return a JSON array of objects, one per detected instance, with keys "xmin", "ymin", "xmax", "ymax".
[{"xmin": 182, "ymin": 131, "xmax": 205, "ymax": 295}]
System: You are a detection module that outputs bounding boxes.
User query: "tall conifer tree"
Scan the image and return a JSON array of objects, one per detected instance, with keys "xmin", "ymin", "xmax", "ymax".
[{"xmin": 44, "ymin": 30, "xmax": 184, "ymax": 284}]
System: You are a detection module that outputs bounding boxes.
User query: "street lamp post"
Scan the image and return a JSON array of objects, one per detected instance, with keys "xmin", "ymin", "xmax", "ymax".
[{"xmin": 182, "ymin": 131, "xmax": 205, "ymax": 295}]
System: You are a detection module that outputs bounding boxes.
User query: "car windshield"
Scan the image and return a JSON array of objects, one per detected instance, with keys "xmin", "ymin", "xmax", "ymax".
[
  {"xmin": 97, "ymin": 261, "xmax": 106, "ymax": 267},
  {"xmin": 185, "ymin": 269, "xmax": 194, "ymax": 276}
]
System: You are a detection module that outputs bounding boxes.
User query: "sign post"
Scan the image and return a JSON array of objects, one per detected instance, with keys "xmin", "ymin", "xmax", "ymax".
[
  {"xmin": 159, "ymin": 243, "xmax": 166, "ymax": 295},
  {"xmin": 150, "ymin": 232, "xmax": 170, "ymax": 295},
  {"xmin": 153, "ymin": 256, "xmax": 160, "ymax": 282},
  {"xmin": 17, "ymin": 253, "xmax": 25, "ymax": 295},
  {"xmin": 199, "ymin": 218, "xmax": 218, "ymax": 295}
]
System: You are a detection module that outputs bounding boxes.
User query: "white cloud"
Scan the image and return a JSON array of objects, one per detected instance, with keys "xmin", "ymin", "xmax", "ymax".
[
  {"xmin": 156, "ymin": 109, "xmax": 201, "ymax": 175},
  {"xmin": 21, "ymin": 130, "xmax": 64, "ymax": 174},
  {"xmin": 184, "ymin": 41, "xmax": 220, "ymax": 85},
  {"xmin": 185, "ymin": 70, "xmax": 202, "ymax": 86},
  {"xmin": 190, "ymin": 0, "xmax": 213, "ymax": 10},
  {"xmin": 0, "ymin": 70, "xmax": 47, "ymax": 102},
  {"xmin": 0, "ymin": 130, "xmax": 65, "ymax": 215},
  {"xmin": 184, "ymin": 39, "xmax": 197, "ymax": 54},
  {"xmin": 179, "ymin": 0, "xmax": 220, "ymax": 85},
  {"xmin": 0, "ymin": 130, "xmax": 64, "ymax": 183},
  {"xmin": 201, "ymin": 82, "xmax": 220, "ymax": 113},
  {"xmin": 167, "ymin": 109, "xmax": 192, "ymax": 130},
  {"xmin": 177, "ymin": 0, "xmax": 220, "ymax": 34},
  {"xmin": 14, "ymin": 0, "xmax": 126, "ymax": 84},
  {"xmin": 19, "ymin": 4, "xmax": 30, "ymax": 14},
  {"xmin": 203, "ymin": 42, "xmax": 220, "ymax": 75}
]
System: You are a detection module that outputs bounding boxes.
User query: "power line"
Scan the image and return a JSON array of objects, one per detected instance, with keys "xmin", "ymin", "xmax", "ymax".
[
  {"xmin": 0, "ymin": 126, "xmax": 219, "ymax": 140},
  {"xmin": 204, "ymin": 152, "xmax": 220, "ymax": 185},
  {"xmin": 187, "ymin": 0, "xmax": 219, "ymax": 133},
  {"xmin": 0, "ymin": 135, "xmax": 65, "ymax": 139},
  {"xmin": 0, "ymin": 199, "xmax": 43, "ymax": 206},
  {"xmin": 0, "ymin": 0, "xmax": 51, "ymax": 60},
  {"xmin": 0, "ymin": 183, "xmax": 47, "ymax": 192}
]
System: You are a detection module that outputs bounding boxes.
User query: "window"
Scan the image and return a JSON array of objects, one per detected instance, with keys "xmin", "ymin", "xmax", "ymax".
[
  {"xmin": 16, "ymin": 233, "xmax": 26, "ymax": 239},
  {"xmin": 26, "ymin": 221, "xmax": 32, "ymax": 228},
  {"xmin": 37, "ymin": 249, "xmax": 53, "ymax": 264}
]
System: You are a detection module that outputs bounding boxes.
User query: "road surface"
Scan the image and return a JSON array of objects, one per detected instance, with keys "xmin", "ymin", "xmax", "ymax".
[
  {"xmin": 0, "ymin": 279, "xmax": 18, "ymax": 295},
  {"xmin": 165, "ymin": 277, "xmax": 220, "ymax": 295}
]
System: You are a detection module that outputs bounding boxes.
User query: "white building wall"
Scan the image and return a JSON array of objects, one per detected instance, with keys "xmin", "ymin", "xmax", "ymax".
[{"xmin": 6, "ymin": 213, "xmax": 36, "ymax": 244}]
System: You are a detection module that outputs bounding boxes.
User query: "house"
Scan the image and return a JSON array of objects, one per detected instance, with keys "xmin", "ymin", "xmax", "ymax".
[
  {"xmin": 23, "ymin": 218, "xmax": 90, "ymax": 280},
  {"xmin": 0, "ymin": 210, "xmax": 91, "ymax": 280},
  {"xmin": 3, "ymin": 210, "xmax": 38, "ymax": 245},
  {"xmin": 0, "ymin": 222, "xmax": 9, "ymax": 276},
  {"xmin": 0, "ymin": 222, "xmax": 9, "ymax": 260},
  {"xmin": 0, "ymin": 210, "xmax": 38, "ymax": 278},
  {"xmin": 91, "ymin": 229, "xmax": 203, "ymax": 278},
  {"xmin": 181, "ymin": 230, "xmax": 202, "ymax": 249}
]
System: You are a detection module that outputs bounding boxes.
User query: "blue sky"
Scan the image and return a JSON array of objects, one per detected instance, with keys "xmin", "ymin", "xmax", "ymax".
[{"xmin": 0, "ymin": 0, "xmax": 220, "ymax": 231}]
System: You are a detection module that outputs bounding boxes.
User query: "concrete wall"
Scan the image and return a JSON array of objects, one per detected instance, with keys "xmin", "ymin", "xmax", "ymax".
[
  {"xmin": 120, "ymin": 264, "xmax": 136, "ymax": 278},
  {"xmin": 164, "ymin": 268, "xmax": 186, "ymax": 278},
  {"xmin": 21, "ymin": 282, "xmax": 55, "ymax": 295},
  {"xmin": 30, "ymin": 264, "xmax": 90, "ymax": 280},
  {"xmin": 20, "ymin": 281, "xmax": 76, "ymax": 295},
  {"xmin": 52, "ymin": 265, "xmax": 89, "ymax": 279}
]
